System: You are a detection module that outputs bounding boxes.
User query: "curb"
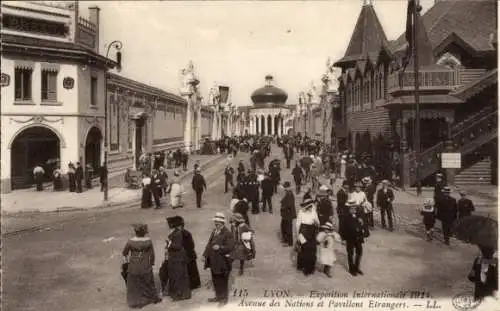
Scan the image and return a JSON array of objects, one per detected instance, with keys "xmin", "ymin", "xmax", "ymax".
[{"xmin": 2, "ymin": 155, "xmax": 228, "ymax": 237}]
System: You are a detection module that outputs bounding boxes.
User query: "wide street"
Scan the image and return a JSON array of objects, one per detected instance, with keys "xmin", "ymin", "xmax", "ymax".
[{"xmin": 2, "ymin": 146, "xmax": 485, "ymax": 311}]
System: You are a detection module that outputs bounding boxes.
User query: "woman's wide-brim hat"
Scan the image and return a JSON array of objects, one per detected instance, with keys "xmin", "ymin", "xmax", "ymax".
[
  {"xmin": 317, "ymin": 185, "xmax": 329, "ymax": 196},
  {"xmin": 132, "ymin": 223, "xmax": 148, "ymax": 234},
  {"xmin": 346, "ymin": 199, "xmax": 358, "ymax": 207},
  {"xmin": 300, "ymin": 198, "xmax": 315, "ymax": 208},
  {"xmin": 321, "ymin": 222, "xmax": 334, "ymax": 231},
  {"xmin": 212, "ymin": 212, "xmax": 226, "ymax": 223},
  {"xmin": 442, "ymin": 186, "xmax": 452, "ymax": 193},
  {"xmin": 231, "ymin": 213, "xmax": 245, "ymax": 223},
  {"xmin": 166, "ymin": 216, "xmax": 184, "ymax": 228}
]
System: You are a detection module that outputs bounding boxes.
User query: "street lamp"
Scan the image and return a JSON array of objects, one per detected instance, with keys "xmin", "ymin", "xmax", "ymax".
[{"xmin": 103, "ymin": 40, "xmax": 123, "ymax": 202}]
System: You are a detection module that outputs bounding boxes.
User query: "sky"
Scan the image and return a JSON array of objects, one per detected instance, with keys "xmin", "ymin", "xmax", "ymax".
[{"xmin": 82, "ymin": 0, "xmax": 434, "ymax": 106}]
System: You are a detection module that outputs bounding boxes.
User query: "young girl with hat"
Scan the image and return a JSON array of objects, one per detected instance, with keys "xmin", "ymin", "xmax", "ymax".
[
  {"xmin": 230, "ymin": 213, "xmax": 255, "ymax": 276},
  {"xmin": 420, "ymin": 199, "xmax": 436, "ymax": 241},
  {"xmin": 316, "ymin": 222, "xmax": 341, "ymax": 278}
]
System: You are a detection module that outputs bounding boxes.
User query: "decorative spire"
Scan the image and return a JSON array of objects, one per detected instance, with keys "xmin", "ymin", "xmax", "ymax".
[{"xmin": 265, "ymin": 75, "xmax": 274, "ymax": 86}]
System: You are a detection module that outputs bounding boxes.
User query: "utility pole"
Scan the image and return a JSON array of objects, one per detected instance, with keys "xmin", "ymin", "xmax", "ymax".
[{"xmin": 413, "ymin": 1, "xmax": 422, "ymax": 195}]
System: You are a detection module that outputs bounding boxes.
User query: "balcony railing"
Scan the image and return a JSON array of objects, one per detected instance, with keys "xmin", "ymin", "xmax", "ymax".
[
  {"xmin": 78, "ymin": 17, "xmax": 96, "ymax": 31},
  {"xmin": 388, "ymin": 69, "xmax": 458, "ymax": 94}
]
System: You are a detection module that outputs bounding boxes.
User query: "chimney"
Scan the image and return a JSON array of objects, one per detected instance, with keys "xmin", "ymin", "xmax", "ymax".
[{"xmin": 88, "ymin": 6, "xmax": 100, "ymax": 53}]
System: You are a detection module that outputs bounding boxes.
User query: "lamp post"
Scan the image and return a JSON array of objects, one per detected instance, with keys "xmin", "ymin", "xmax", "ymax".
[{"xmin": 103, "ymin": 40, "xmax": 122, "ymax": 202}]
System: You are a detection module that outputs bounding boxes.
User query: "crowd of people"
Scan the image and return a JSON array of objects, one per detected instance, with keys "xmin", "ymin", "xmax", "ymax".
[{"xmin": 120, "ymin": 134, "xmax": 496, "ymax": 309}]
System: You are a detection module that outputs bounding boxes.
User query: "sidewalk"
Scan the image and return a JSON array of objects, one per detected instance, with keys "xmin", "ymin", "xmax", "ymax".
[{"xmin": 1, "ymin": 154, "xmax": 225, "ymax": 214}]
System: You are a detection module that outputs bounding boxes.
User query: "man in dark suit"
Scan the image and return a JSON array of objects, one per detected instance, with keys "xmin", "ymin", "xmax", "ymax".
[
  {"xmin": 224, "ymin": 164, "xmax": 235, "ymax": 193},
  {"xmin": 283, "ymin": 143, "xmax": 294, "ymax": 169},
  {"xmin": 363, "ymin": 177, "xmax": 376, "ymax": 228},
  {"xmin": 292, "ymin": 162, "xmax": 304, "ymax": 194},
  {"xmin": 203, "ymin": 213, "xmax": 235, "ymax": 305},
  {"xmin": 75, "ymin": 162, "xmax": 84, "ymax": 193},
  {"xmin": 246, "ymin": 170, "xmax": 260, "ymax": 214},
  {"xmin": 336, "ymin": 181, "xmax": 350, "ymax": 224},
  {"xmin": 280, "ymin": 181, "xmax": 296, "ymax": 246},
  {"xmin": 436, "ymin": 186, "xmax": 457, "ymax": 245},
  {"xmin": 151, "ymin": 169, "xmax": 162, "ymax": 208},
  {"xmin": 261, "ymin": 172, "xmax": 274, "ymax": 213},
  {"xmin": 317, "ymin": 185, "xmax": 334, "ymax": 225},
  {"xmin": 376, "ymin": 180, "xmax": 395, "ymax": 231},
  {"xmin": 457, "ymin": 190, "xmax": 475, "ymax": 219},
  {"xmin": 191, "ymin": 168, "xmax": 207, "ymax": 208},
  {"xmin": 340, "ymin": 200, "xmax": 367, "ymax": 276},
  {"xmin": 434, "ymin": 173, "xmax": 446, "ymax": 207}
]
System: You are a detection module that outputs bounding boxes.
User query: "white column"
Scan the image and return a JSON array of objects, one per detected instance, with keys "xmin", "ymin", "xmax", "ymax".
[
  {"xmin": 196, "ymin": 109, "xmax": 202, "ymax": 150},
  {"xmin": 271, "ymin": 114, "xmax": 275, "ymax": 136},
  {"xmin": 211, "ymin": 111, "xmax": 218, "ymax": 140},
  {"xmin": 250, "ymin": 117, "xmax": 254, "ymax": 135},
  {"xmin": 183, "ymin": 97, "xmax": 193, "ymax": 152}
]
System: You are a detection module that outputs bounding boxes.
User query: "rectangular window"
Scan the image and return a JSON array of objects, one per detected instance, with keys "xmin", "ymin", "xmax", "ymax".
[
  {"xmin": 90, "ymin": 76, "xmax": 98, "ymax": 106},
  {"xmin": 14, "ymin": 68, "xmax": 33, "ymax": 101},
  {"xmin": 41, "ymin": 70, "xmax": 58, "ymax": 101}
]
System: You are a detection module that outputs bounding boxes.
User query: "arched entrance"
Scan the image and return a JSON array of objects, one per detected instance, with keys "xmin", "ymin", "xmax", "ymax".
[
  {"xmin": 11, "ymin": 126, "xmax": 60, "ymax": 190},
  {"xmin": 85, "ymin": 127, "xmax": 103, "ymax": 176}
]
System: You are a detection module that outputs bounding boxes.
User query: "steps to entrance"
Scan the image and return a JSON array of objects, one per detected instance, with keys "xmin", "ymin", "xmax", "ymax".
[{"xmin": 455, "ymin": 157, "xmax": 492, "ymax": 186}]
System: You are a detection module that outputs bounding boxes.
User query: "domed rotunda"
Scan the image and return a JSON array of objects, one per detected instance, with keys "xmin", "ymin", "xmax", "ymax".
[{"xmin": 248, "ymin": 75, "xmax": 293, "ymax": 136}]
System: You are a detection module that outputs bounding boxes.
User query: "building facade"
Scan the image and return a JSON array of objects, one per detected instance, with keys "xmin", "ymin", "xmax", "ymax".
[
  {"xmin": 0, "ymin": 1, "xmax": 214, "ymax": 193},
  {"xmin": 332, "ymin": 0, "xmax": 497, "ymax": 187}
]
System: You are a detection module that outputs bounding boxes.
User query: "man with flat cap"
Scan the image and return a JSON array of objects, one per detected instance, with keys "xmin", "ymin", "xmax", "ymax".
[{"xmin": 203, "ymin": 213, "xmax": 235, "ymax": 305}]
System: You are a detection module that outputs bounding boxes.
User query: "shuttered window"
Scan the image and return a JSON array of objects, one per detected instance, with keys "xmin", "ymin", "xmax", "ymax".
[
  {"xmin": 14, "ymin": 68, "xmax": 33, "ymax": 100},
  {"xmin": 41, "ymin": 70, "xmax": 58, "ymax": 101}
]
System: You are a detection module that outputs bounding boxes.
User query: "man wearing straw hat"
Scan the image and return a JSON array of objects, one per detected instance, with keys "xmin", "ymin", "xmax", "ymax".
[{"xmin": 203, "ymin": 213, "xmax": 235, "ymax": 305}]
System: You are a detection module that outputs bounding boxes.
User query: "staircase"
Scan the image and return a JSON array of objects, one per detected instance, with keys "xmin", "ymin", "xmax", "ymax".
[
  {"xmin": 405, "ymin": 106, "xmax": 497, "ymax": 186},
  {"xmin": 455, "ymin": 157, "xmax": 492, "ymax": 186}
]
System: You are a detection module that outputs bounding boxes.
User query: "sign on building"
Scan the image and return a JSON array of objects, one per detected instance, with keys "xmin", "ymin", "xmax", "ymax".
[{"xmin": 441, "ymin": 153, "xmax": 461, "ymax": 169}]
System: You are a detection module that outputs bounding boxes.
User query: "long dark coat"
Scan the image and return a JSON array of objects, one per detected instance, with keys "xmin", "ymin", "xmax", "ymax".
[
  {"xmin": 166, "ymin": 229, "xmax": 191, "ymax": 300},
  {"xmin": 317, "ymin": 197, "xmax": 334, "ymax": 225},
  {"xmin": 280, "ymin": 192, "xmax": 297, "ymax": 220},
  {"xmin": 436, "ymin": 196, "xmax": 457, "ymax": 224},
  {"xmin": 340, "ymin": 213, "xmax": 366, "ymax": 243},
  {"xmin": 203, "ymin": 226, "xmax": 235, "ymax": 275},
  {"xmin": 181, "ymin": 229, "xmax": 201, "ymax": 289}
]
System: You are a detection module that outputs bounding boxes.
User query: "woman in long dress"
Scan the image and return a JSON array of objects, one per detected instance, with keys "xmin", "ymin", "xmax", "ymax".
[
  {"xmin": 170, "ymin": 173, "xmax": 184, "ymax": 209},
  {"xmin": 165, "ymin": 217, "xmax": 191, "ymax": 301},
  {"xmin": 231, "ymin": 213, "xmax": 255, "ymax": 276},
  {"xmin": 179, "ymin": 217, "xmax": 201, "ymax": 290},
  {"xmin": 141, "ymin": 175, "xmax": 152, "ymax": 209},
  {"xmin": 122, "ymin": 224, "xmax": 161, "ymax": 308},
  {"xmin": 295, "ymin": 199, "xmax": 319, "ymax": 276}
]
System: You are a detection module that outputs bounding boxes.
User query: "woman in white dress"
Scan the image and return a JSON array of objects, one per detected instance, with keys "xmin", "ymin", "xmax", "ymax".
[
  {"xmin": 170, "ymin": 172, "xmax": 184, "ymax": 209},
  {"xmin": 340, "ymin": 155, "xmax": 347, "ymax": 179}
]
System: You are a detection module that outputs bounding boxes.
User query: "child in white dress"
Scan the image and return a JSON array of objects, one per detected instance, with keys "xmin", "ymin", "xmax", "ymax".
[{"xmin": 316, "ymin": 222, "xmax": 341, "ymax": 278}]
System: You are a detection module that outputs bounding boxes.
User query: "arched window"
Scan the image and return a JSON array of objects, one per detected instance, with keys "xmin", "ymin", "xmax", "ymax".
[{"xmin": 437, "ymin": 52, "xmax": 462, "ymax": 69}]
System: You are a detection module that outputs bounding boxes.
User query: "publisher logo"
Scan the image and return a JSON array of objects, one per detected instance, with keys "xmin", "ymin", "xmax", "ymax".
[{"xmin": 452, "ymin": 291, "xmax": 481, "ymax": 311}]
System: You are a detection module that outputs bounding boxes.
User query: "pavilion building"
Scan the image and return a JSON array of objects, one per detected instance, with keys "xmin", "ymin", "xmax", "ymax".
[{"xmin": 332, "ymin": 0, "xmax": 497, "ymax": 188}]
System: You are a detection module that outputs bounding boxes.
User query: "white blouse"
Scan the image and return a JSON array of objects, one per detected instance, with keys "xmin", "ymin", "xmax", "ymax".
[
  {"xmin": 296, "ymin": 208, "xmax": 319, "ymax": 234},
  {"xmin": 350, "ymin": 191, "xmax": 367, "ymax": 205}
]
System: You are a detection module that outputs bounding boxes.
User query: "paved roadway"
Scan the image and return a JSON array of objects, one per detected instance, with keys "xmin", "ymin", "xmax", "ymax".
[{"xmin": 3, "ymin": 145, "xmax": 482, "ymax": 311}]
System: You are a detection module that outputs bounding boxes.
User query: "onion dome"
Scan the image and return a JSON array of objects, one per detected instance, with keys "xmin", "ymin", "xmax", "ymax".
[{"xmin": 251, "ymin": 75, "xmax": 288, "ymax": 106}]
